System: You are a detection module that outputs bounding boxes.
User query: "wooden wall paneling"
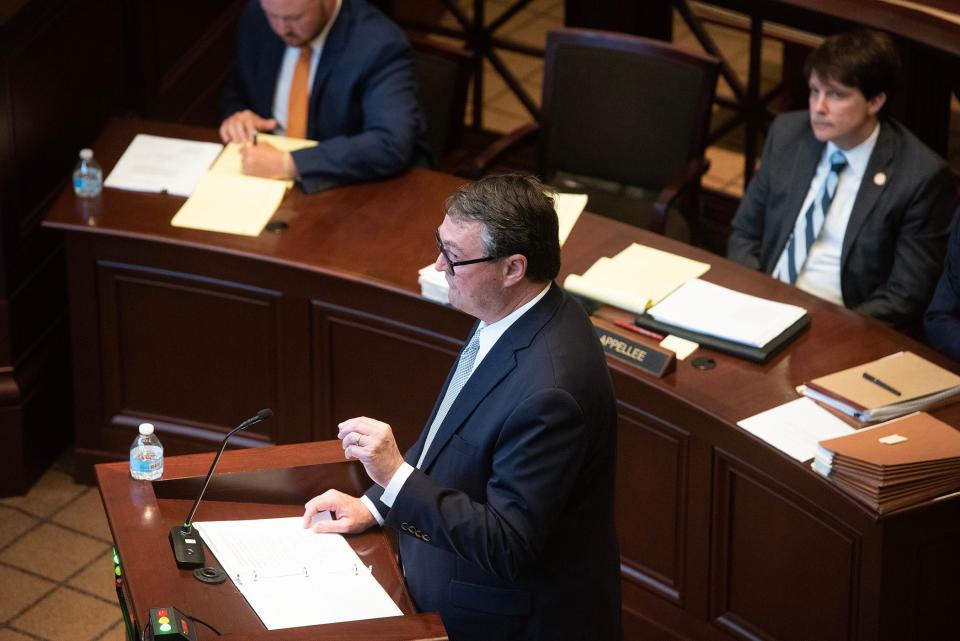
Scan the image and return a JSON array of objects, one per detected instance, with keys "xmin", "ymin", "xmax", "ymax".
[
  {"xmin": 710, "ymin": 449, "xmax": 861, "ymax": 641},
  {"xmin": 6, "ymin": 0, "xmax": 124, "ymax": 233},
  {"xmin": 129, "ymin": 0, "xmax": 246, "ymax": 125},
  {"xmin": 874, "ymin": 500, "xmax": 960, "ymax": 641},
  {"xmin": 310, "ymin": 298, "xmax": 463, "ymax": 448},
  {"xmin": 96, "ymin": 260, "xmax": 286, "ymax": 451},
  {"xmin": 615, "ymin": 402, "xmax": 690, "ymax": 605},
  {"xmin": 0, "ymin": 0, "xmax": 125, "ymax": 495}
]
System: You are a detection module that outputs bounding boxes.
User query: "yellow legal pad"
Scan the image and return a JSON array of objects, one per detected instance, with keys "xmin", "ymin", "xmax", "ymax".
[
  {"xmin": 207, "ymin": 133, "xmax": 317, "ymax": 189},
  {"xmin": 170, "ymin": 171, "xmax": 286, "ymax": 237}
]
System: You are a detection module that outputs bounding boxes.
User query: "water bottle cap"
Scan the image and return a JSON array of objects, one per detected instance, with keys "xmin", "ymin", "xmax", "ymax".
[
  {"xmin": 138, "ymin": 423, "xmax": 155, "ymax": 436},
  {"xmin": 79, "ymin": 148, "xmax": 93, "ymax": 160}
]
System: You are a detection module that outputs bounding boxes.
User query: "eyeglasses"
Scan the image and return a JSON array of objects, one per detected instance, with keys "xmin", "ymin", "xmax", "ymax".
[{"xmin": 435, "ymin": 229, "xmax": 497, "ymax": 276}]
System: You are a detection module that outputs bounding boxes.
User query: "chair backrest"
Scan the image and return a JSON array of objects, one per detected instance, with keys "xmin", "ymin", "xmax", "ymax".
[
  {"xmin": 540, "ymin": 29, "xmax": 719, "ymax": 189},
  {"xmin": 411, "ymin": 37, "xmax": 472, "ymax": 164}
]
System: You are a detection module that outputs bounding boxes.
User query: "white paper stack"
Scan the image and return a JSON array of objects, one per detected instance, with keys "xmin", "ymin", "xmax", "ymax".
[
  {"xmin": 648, "ymin": 279, "xmax": 807, "ymax": 348},
  {"xmin": 103, "ymin": 134, "xmax": 224, "ymax": 197},
  {"xmin": 737, "ymin": 398, "xmax": 855, "ymax": 462},
  {"xmin": 418, "ymin": 265, "xmax": 449, "ymax": 303}
]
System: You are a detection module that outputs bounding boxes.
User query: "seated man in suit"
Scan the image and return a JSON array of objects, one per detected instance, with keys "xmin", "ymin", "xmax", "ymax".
[
  {"xmin": 220, "ymin": 0, "xmax": 431, "ymax": 193},
  {"xmin": 301, "ymin": 174, "xmax": 622, "ymax": 641},
  {"xmin": 925, "ymin": 211, "xmax": 960, "ymax": 361},
  {"xmin": 727, "ymin": 29, "xmax": 955, "ymax": 329}
]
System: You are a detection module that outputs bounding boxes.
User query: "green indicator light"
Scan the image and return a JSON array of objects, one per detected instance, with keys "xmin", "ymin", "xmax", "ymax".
[
  {"xmin": 114, "ymin": 566, "xmax": 121, "ymax": 576},
  {"xmin": 159, "ymin": 623, "xmax": 172, "ymax": 632}
]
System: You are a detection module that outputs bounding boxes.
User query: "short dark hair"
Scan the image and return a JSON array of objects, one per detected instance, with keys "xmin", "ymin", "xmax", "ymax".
[
  {"xmin": 443, "ymin": 174, "xmax": 560, "ymax": 282},
  {"xmin": 804, "ymin": 29, "xmax": 901, "ymax": 103}
]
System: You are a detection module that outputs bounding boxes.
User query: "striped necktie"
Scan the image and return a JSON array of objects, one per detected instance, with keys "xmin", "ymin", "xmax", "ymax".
[
  {"xmin": 773, "ymin": 150, "xmax": 848, "ymax": 284},
  {"xmin": 416, "ymin": 329, "xmax": 481, "ymax": 468},
  {"xmin": 286, "ymin": 46, "xmax": 312, "ymax": 139}
]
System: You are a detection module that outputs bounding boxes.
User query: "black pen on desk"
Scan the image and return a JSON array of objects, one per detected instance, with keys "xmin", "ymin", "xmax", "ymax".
[{"xmin": 862, "ymin": 371, "xmax": 901, "ymax": 396}]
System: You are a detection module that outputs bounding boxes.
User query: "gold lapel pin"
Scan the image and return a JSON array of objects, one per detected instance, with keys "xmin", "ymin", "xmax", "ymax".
[{"xmin": 873, "ymin": 172, "xmax": 887, "ymax": 186}]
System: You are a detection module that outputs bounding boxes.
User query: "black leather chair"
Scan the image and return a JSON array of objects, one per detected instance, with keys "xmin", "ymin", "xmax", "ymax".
[
  {"xmin": 411, "ymin": 37, "xmax": 472, "ymax": 173},
  {"xmin": 469, "ymin": 28, "xmax": 720, "ymax": 243}
]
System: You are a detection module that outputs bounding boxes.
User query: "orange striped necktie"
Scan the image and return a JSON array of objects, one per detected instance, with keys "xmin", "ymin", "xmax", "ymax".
[{"xmin": 286, "ymin": 46, "xmax": 312, "ymax": 139}]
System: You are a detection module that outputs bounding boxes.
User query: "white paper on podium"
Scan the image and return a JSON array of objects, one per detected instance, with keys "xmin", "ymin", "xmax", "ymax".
[
  {"xmin": 103, "ymin": 134, "xmax": 224, "ymax": 197},
  {"xmin": 194, "ymin": 516, "xmax": 402, "ymax": 630}
]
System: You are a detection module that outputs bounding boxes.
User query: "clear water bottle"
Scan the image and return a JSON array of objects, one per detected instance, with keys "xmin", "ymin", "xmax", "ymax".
[
  {"xmin": 73, "ymin": 148, "xmax": 103, "ymax": 198},
  {"xmin": 130, "ymin": 423, "xmax": 164, "ymax": 480}
]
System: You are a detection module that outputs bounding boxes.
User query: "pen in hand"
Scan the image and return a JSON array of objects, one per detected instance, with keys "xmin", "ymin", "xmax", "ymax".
[{"xmin": 862, "ymin": 371, "xmax": 901, "ymax": 396}]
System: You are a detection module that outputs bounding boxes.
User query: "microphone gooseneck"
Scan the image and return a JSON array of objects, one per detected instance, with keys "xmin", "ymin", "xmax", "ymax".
[
  {"xmin": 169, "ymin": 408, "xmax": 273, "ymax": 569},
  {"xmin": 182, "ymin": 408, "xmax": 274, "ymax": 530}
]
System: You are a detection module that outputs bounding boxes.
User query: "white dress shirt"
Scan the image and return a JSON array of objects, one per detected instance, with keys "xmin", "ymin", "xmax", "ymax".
[{"xmin": 795, "ymin": 122, "xmax": 880, "ymax": 304}]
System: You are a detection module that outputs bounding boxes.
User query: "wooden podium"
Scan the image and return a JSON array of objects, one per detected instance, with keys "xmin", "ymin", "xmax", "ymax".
[
  {"xmin": 97, "ymin": 441, "xmax": 446, "ymax": 640},
  {"xmin": 55, "ymin": 119, "xmax": 960, "ymax": 641}
]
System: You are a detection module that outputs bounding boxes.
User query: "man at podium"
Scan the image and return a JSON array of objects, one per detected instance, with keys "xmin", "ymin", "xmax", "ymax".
[{"xmin": 302, "ymin": 174, "xmax": 622, "ymax": 640}]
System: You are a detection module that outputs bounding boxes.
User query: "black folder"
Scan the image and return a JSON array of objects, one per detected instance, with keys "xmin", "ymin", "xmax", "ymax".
[{"xmin": 634, "ymin": 312, "xmax": 810, "ymax": 363}]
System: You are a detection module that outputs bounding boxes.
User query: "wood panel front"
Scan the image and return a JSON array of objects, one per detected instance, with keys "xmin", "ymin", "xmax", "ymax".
[
  {"xmin": 311, "ymin": 300, "xmax": 466, "ymax": 447},
  {"xmin": 710, "ymin": 450, "xmax": 860, "ymax": 641},
  {"xmin": 616, "ymin": 403, "xmax": 689, "ymax": 606},
  {"xmin": 98, "ymin": 260, "xmax": 285, "ymax": 445}
]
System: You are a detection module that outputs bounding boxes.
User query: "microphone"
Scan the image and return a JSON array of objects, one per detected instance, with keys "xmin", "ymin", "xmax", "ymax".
[{"xmin": 169, "ymin": 408, "xmax": 274, "ymax": 569}]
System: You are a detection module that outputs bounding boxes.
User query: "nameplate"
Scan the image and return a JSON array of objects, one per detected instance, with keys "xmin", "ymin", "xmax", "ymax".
[{"xmin": 591, "ymin": 318, "xmax": 675, "ymax": 377}]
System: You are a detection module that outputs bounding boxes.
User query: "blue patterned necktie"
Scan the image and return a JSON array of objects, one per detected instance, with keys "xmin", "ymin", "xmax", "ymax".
[
  {"xmin": 416, "ymin": 329, "xmax": 481, "ymax": 468},
  {"xmin": 773, "ymin": 150, "xmax": 848, "ymax": 284}
]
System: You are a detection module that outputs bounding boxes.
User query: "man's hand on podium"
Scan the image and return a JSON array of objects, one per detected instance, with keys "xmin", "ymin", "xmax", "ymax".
[
  {"xmin": 302, "ymin": 489, "xmax": 376, "ymax": 534},
  {"xmin": 337, "ymin": 416, "xmax": 405, "ymax": 487}
]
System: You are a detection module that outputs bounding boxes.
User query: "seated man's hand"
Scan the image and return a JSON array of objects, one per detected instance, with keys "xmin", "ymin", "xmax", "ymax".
[
  {"xmin": 219, "ymin": 109, "xmax": 277, "ymax": 144},
  {"xmin": 302, "ymin": 489, "xmax": 376, "ymax": 534},
  {"xmin": 239, "ymin": 141, "xmax": 294, "ymax": 179},
  {"xmin": 338, "ymin": 416, "xmax": 405, "ymax": 487}
]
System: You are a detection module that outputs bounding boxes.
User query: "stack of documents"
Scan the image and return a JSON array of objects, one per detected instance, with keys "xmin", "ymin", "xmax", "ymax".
[
  {"xmin": 105, "ymin": 133, "xmax": 318, "ymax": 237},
  {"xmin": 103, "ymin": 134, "xmax": 224, "ymax": 197},
  {"xmin": 736, "ymin": 398, "xmax": 855, "ymax": 463},
  {"xmin": 800, "ymin": 351, "xmax": 960, "ymax": 422},
  {"xmin": 563, "ymin": 244, "xmax": 710, "ymax": 315},
  {"xmin": 636, "ymin": 279, "xmax": 808, "ymax": 362},
  {"xmin": 418, "ymin": 265, "xmax": 449, "ymax": 303},
  {"xmin": 420, "ymin": 192, "xmax": 589, "ymax": 302},
  {"xmin": 194, "ymin": 517, "xmax": 402, "ymax": 630},
  {"xmin": 813, "ymin": 412, "xmax": 960, "ymax": 514}
]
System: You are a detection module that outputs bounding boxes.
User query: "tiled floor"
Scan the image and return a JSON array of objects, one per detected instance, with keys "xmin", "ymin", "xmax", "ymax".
[{"xmin": 0, "ymin": 455, "xmax": 127, "ymax": 641}]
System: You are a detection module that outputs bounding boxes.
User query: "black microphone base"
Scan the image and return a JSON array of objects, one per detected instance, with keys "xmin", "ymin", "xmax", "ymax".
[{"xmin": 169, "ymin": 526, "xmax": 205, "ymax": 569}]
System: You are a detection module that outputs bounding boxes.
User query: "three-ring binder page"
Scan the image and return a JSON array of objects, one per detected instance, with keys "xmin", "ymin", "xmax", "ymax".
[{"xmin": 195, "ymin": 517, "xmax": 402, "ymax": 629}]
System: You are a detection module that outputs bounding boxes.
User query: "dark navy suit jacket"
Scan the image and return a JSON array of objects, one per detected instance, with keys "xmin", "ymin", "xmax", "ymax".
[
  {"xmin": 925, "ymin": 213, "xmax": 960, "ymax": 361},
  {"xmin": 728, "ymin": 111, "xmax": 955, "ymax": 329},
  {"xmin": 222, "ymin": 0, "xmax": 430, "ymax": 193},
  {"xmin": 367, "ymin": 283, "xmax": 621, "ymax": 641}
]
